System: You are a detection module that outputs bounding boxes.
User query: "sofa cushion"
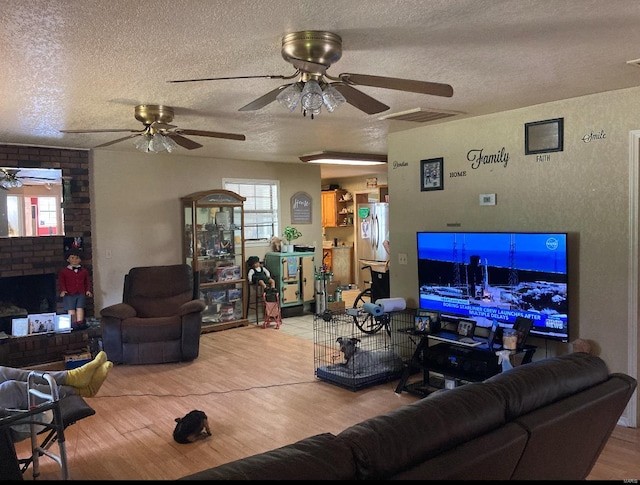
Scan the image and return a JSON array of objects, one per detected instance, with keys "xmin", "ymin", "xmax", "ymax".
[
  {"xmin": 483, "ymin": 352, "xmax": 610, "ymax": 420},
  {"xmin": 338, "ymin": 382, "xmax": 507, "ymax": 480},
  {"xmin": 179, "ymin": 433, "xmax": 357, "ymax": 480}
]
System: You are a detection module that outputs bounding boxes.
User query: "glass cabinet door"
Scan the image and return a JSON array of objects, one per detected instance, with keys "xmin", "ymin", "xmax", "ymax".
[{"xmin": 181, "ymin": 190, "xmax": 247, "ymax": 332}]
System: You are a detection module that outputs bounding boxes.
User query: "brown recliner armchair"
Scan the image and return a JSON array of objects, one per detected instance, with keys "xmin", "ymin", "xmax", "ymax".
[{"xmin": 100, "ymin": 264, "xmax": 206, "ymax": 365}]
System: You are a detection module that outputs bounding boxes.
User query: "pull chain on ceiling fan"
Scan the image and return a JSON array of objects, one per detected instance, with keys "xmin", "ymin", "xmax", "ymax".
[
  {"xmin": 169, "ymin": 30, "xmax": 454, "ymax": 118},
  {"xmin": 60, "ymin": 105, "xmax": 246, "ymax": 152}
]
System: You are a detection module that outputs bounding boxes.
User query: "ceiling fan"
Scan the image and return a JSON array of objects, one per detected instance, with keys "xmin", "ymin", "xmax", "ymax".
[
  {"xmin": 168, "ymin": 30, "xmax": 454, "ymax": 117},
  {"xmin": 60, "ymin": 104, "xmax": 246, "ymax": 152},
  {"xmin": 0, "ymin": 168, "xmax": 61, "ymax": 189}
]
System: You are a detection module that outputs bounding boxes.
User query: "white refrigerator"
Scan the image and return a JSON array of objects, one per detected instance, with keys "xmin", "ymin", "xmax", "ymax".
[{"xmin": 356, "ymin": 202, "xmax": 389, "ymax": 286}]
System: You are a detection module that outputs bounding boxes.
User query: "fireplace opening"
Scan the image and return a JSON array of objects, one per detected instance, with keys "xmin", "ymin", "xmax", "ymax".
[{"xmin": 0, "ymin": 274, "xmax": 56, "ymax": 334}]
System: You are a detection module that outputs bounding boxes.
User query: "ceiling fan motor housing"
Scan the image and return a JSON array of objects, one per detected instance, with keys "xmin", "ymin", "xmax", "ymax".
[
  {"xmin": 134, "ymin": 105, "xmax": 175, "ymax": 126},
  {"xmin": 281, "ymin": 31, "xmax": 343, "ymax": 69}
]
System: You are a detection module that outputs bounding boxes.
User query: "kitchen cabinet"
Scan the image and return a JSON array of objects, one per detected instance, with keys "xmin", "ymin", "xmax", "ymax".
[
  {"xmin": 354, "ymin": 185, "xmax": 388, "ymax": 205},
  {"xmin": 181, "ymin": 189, "xmax": 248, "ymax": 332},
  {"xmin": 321, "ymin": 189, "xmax": 353, "ymax": 228},
  {"xmin": 265, "ymin": 252, "xmax": 315, "ymax": 314}
]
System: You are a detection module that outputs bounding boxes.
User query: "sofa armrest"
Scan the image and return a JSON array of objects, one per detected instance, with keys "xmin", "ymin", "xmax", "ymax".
[
  {"xmin": 100, "ymin": 303, "xmax": 137, "ymax": 320},
  {"xmin": 178, "ymin": 299, "xmax": 207, "ymax": 316}
]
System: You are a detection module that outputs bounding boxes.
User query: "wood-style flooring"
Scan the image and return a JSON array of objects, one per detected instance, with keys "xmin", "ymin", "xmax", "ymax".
[{"xmin": 14, "ymin": 319, "xmax": 640, "ymax": 480}]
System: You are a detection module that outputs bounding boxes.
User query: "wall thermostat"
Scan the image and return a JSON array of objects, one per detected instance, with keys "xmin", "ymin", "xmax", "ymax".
[{"xmin": 479, "ymin": 193, "xmax": 496, "ymax": 206}]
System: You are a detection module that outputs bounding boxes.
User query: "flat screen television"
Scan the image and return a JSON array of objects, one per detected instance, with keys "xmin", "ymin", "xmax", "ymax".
[{"xmin": 417, "ymin": 231, "xmax": 569, "ymax": 342}]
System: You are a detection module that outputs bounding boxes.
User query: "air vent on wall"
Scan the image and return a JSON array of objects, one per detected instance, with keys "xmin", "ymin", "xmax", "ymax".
[{"xmin": 378, "ymin": 107, "xmax": 462, "ymax": 123}]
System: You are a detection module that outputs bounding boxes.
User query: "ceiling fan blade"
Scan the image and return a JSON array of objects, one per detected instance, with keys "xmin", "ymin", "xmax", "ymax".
[
  {"xmin": 332, "ymin": 83, "xmax": 390, "ymax": 115},
  {"xmin": 21, "ymin": 176, "xmax": 59, "ymax": 181},
  {"xmin": 60, "ymin": 129, "xmax": 143, "ymax": 134},
  {"xmin": 93, "ymin": 134, "xmax": 142, "ymax": 148},
  {"xmin": 166, "ymin": 133, "xmax": 203, "ymax": 150},
  {"xmin": 168, "ymin": 73, "xmax": 295, "ymax": 83},
  {"xmin": 176, "ymin": 129, "xmax": 246, "ymax": 141},
  {"xmin": 288, "ymin": 59, "xmax": 328, "ymax": 75},
  {"xmin": 238, "ymin": 85, "xmax": 290, "ymax": 111},
  {"xmin": 151, "ymin": 122, "xmax": 177, "ymax": 130},
  {"xmin": 338, "ymin": 73, "xmax": 454, "ymax": 98}
]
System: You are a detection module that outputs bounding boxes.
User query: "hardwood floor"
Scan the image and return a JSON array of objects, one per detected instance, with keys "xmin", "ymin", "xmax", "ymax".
[
  {"xmin": 16, "ymin": 324, "xmax": 418, "ymax": 480},
  {"xmin": 15, "ymin": 322, "xmax": 640, "ymax": 480},
  {"xmin": 588, "ymin": 425, "xmax": 640, "ymax": 480}
]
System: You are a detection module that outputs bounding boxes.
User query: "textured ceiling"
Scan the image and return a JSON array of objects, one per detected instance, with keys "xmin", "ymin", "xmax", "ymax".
[{"xmin": 2, "ymin": 0, "xmax": 640, "ymax": 179}]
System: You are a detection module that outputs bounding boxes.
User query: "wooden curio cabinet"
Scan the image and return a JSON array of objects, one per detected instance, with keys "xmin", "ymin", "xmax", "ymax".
[{"xmin": 181, "ymin": 190, "xmax": 248, "ymax": 332}]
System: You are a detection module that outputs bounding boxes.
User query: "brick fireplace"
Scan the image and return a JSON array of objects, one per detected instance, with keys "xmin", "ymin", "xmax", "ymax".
[
  {"xmin": 0, "ymin": 274, "xmax": 56, "ymax": 333},
  {"xmin": 0, "ymin": 144, "xmax": 93, "ymax": 365}
]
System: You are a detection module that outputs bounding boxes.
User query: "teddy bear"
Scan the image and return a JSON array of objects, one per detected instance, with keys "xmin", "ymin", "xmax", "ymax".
[{"xmin": 270, "ymin": 236, "xmax": 282, "ymax": 252}]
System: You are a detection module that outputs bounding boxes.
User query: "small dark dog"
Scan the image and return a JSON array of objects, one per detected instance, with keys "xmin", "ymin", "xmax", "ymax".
[{"xmin": 173, "ymin": 410, "xmax": 212, "ymax": 444}]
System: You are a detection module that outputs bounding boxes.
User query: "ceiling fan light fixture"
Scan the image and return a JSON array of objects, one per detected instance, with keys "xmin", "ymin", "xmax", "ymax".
[
  {"xmin": 276, "ymin": 83, "xmax": 302, "ymax": 111},
  {"xmin": 0, "ymin": 177, "xmax": 23, "ymax": 189},
  {"xmin": 299, "ymin": 151, "xmax": 387, "ymax": 166},
  {"xmin": 162, "ymin": 134, "xmax": 179, "ymax": 152},
  {"xmin": 133, "ymin": 132, "xmax": 179, "ymax": 154},
  {"xmin": 149, "ymin": 133, "xmax": 167, "ymax": 153},
  {"xmin": 300, "ymin": 80, "xmax": 324, "ymax": 111},
  {"xmin": 322, "ymin": 84, "xmax": 346, "ymax": 112},
  {"xmin": 134, "ymin": 134, "xmax": 154, "ymax": 153}
]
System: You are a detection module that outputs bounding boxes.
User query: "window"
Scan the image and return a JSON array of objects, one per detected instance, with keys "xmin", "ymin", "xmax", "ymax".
[
  {"xmin": 3, "ymin": 192, "xmax": 63, "ymax": 237},
  {"xmin": 224, "ymin": 179, "xmax": 279, "ymax": 245},
  {"xmin": 37, "ymin": 197, "xmax": 58, "ymax": 235}
]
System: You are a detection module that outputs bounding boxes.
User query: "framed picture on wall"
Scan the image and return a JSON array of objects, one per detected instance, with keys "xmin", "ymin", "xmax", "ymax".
[
  {"xmin": 525, "ymin": 117, "xmax": 564, "ymax": 155},
  {"xmin": 420, "ymin": 157, "xmax": 444, "ymax": 192}
]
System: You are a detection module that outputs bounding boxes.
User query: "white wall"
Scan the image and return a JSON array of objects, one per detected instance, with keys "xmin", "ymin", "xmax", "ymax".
[{"xmin": 90, "ymin": 150, "xmax": 322, "ymax": 309}]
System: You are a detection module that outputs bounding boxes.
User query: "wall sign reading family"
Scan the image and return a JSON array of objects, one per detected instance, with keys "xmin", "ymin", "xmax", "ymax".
[
  {"xmin": 421, "ymin": 158, "xmax": 444, "ymax": 191},
  {"xmin": 290, "ymin": 191, "xmax": 312, "ymax": 224}
]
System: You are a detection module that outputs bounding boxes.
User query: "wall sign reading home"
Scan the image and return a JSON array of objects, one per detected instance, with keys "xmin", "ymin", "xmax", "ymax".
[{"xmin": 290, "ymin": 191, "xmax": 312, "ymax": 224}]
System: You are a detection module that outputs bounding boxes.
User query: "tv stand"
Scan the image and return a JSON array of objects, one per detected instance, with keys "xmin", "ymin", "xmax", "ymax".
[{"xmin": 395, "ymin": 334, "xmax": 536, "ymax": 397}]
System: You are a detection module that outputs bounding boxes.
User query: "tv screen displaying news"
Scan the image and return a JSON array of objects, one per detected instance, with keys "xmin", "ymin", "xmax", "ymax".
[{"xmin": 417, "ymin": 231, "xmax": 569, "ymax": 342}]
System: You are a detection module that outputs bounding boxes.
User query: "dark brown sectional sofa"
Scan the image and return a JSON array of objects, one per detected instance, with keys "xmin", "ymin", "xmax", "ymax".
[{"xmin": 181, "ymin": 352, "xmax": 636, "ymax": 480}]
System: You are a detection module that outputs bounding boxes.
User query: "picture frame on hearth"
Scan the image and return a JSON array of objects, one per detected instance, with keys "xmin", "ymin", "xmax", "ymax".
[
  {"xmin": 11, "ymin": 317, "xmax": 29, "ymax": 337},
  {"xmin": 28, "ymin": 312, "xmax": 56, "ymax": 334}
]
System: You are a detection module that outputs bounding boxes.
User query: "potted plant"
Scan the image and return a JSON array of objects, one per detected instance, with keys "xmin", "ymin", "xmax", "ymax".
[{"xmin": 282, "ymin": 226, "xmax": 302, "ymax": 252}]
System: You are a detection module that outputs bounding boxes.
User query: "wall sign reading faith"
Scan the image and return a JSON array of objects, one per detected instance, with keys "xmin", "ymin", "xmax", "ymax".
[{"xmin": 290, "ymin": 191, "xmax": 312, "ymax": 224}]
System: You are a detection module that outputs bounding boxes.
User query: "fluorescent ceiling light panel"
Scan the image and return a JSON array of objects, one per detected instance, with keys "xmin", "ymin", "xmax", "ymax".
[{"xmin": 299, "ymin": 151, "xmax": 387, "ymax": 166}]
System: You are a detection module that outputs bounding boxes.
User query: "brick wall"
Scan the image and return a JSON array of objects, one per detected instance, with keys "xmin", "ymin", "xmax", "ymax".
[
  {"xmin": 0, "ymin": 144, "xmax": 92, "ymax": 314},
  {"xmin": 0, "ymin": 144, "xmax": 94, "ymax": 366}
]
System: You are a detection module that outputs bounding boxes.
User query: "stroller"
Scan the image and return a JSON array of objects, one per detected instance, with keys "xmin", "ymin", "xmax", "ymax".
[{"xmin": 262, "ymin": 287, "xmax": 282, "ymax": 329}]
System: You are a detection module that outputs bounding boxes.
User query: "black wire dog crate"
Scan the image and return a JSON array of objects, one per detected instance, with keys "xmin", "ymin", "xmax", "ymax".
[{"xmin": 313, "ymin": 309, "xmax": 416, "ymax": 391}]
